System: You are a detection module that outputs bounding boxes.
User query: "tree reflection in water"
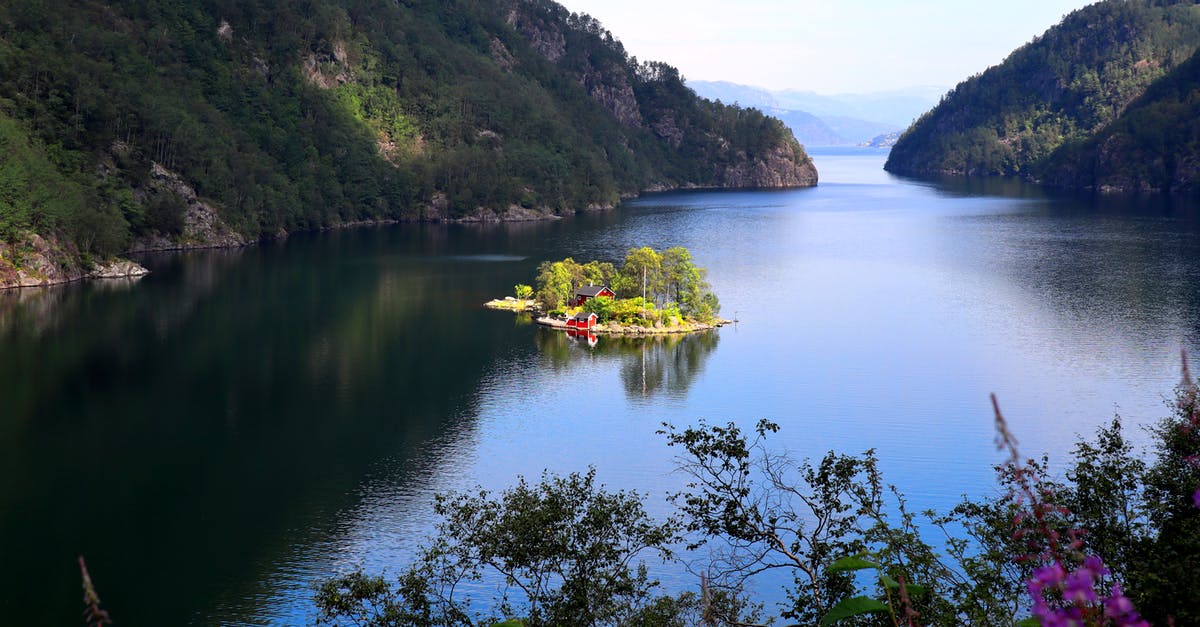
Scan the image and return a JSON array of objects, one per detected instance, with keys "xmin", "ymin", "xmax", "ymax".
[{"xmin": 534, "ymin": 327, "xmax": 720, "ymax": 398}]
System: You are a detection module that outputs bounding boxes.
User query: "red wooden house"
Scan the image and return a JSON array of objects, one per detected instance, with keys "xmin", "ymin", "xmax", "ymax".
[
  {"xmin": 570, "ymin": 285, "xmax": 615, "ymax": 307},
  {"xmin": 565, "ymin": 311, "xmax": 598, "ymax": 330}
]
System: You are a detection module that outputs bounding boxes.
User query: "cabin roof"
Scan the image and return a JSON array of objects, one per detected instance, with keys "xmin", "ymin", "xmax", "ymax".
[
  {"xmin": 574, "ymin": 285, "xmax": 612, "ymax": 297},
  {"xmin": 572, "ymin": 311, "xmax": 598, "ymax": 321}
]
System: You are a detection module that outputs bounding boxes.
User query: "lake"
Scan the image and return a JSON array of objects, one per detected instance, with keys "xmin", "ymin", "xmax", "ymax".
[{"xmin": 2, "ymin": 147, "xmax": 1199, "ymax": 625}]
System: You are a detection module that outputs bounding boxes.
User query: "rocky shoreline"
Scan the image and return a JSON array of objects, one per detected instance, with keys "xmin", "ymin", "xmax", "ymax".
[
  {"xmin": 484, "ymin": 298, "xmax": 730, "ymax": 335},
  {"xmin": 2, "ymin": 171, "xmax": 817, "ymax": 291},
  {"xmin": 0, "ymin": 232, "xmax": 150, "ymax": 290},
  {"xmin": 534, "ymin": 315, "xmax": 730, "ymax": 335},
  {"xmin": 484, "ymin": 297, "xmax": 540, "ymax": 312}
]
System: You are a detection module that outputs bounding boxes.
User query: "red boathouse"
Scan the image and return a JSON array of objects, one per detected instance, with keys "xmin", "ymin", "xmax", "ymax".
[
  {"xmin": 566, "ymin": 311, "xmax": 598, "ymax": 330},
  {"xmin": 570, "ymin": 285, "xmax": 615, "ymax": 307}
]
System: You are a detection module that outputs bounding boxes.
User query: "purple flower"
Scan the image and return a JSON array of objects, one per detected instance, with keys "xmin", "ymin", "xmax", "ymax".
[
  {"xmin": 1033, "ymin": 563, "xmax": 1066, "ymax": 587},
  {"xmin": 1063, "ymin": 567, "xmax": 1099, "ymax": 604},
  {"xmin": 1103, "ymin": 584, "xmax": 1151, "ymax": 627},
  {"xmin": 1025, "ymin": 556, "xmax": 1154, "ymax": 626},
  {"xmin": 1081, "ymin": 555, "xmax": 1107, "ymax": 575},
  {"xmin": 1194, "ymin": 487, "xmax": 1200, "ymax": 510}
]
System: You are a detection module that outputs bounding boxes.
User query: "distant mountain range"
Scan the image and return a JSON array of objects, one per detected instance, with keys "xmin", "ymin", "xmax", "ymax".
[{"xmin": 688, "ymin": 80, "xmax": 945, "ymax": 146}]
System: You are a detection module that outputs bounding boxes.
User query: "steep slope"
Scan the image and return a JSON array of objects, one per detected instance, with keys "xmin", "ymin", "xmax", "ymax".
[
  {"xmin": 1039, "ymin": 46, "xmax": 1200, "ymax": 191},
  {"xmin": 885, "ymin": 0, "xmax": 1200, "ymax": 177},
  {"xmin": 0, "ymin": 0, "xmax": 815, "ymax": 284}
]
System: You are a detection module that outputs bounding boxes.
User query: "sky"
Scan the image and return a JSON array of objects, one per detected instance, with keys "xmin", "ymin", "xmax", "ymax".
[{"xmin": 555, "ymin": 0, "xmax": 1093, "ymax": 95}]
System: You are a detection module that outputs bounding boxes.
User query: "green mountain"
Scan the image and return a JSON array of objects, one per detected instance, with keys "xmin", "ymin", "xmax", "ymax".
[
  {"xmin": 1039, "ymin": 45, "xmax": 1200, "ymax": 191},
  {"xmin": 0, "ymin": 0, "xmax": 815, "ymax": 278},
  {"xmin": 885, "ymin": 0, "xmax": 1200, "ymax": 184}
]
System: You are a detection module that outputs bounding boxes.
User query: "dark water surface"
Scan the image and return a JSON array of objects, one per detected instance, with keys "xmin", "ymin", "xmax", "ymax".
[{"xmin": 3, "ymin": 148, "xmax": 1200, "ymax": 624}]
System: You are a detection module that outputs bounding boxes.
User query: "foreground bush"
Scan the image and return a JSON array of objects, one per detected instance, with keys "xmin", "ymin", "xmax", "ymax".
[{"xmin": 315, "ymin": 363, "xmax": 1200, "ymax": 626}]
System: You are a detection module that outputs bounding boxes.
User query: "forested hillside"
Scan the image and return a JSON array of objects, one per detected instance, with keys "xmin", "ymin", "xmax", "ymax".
[
  {"xmin": 885, "ymin": 0, "xmax": 1200, "ymax": 183},
  {"xmin": 0, "ymin": 0, "xmax": 815, "ymax": 276},
  {"xmin": 1040, "ymin": 45, "xmax": 1200, "ymax": 191}
]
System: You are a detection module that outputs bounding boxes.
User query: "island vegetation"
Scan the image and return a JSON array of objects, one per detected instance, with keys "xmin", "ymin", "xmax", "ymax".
[
  {"xmin": 885, "ymin": 0, "xmax": 1200, "ymax": 192},
  {"xmin": 486, "ymin": 246, "xmax": 727, "ymax": 334},
  {"xmin": 314, "ymin": 362, "xmax": 1200, "ymax": 627}
]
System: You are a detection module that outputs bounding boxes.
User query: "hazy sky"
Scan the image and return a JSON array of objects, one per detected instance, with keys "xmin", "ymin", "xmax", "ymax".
[{"xmin": 555, "ymin": 0, "xmax": 1092, "ymax": 94}]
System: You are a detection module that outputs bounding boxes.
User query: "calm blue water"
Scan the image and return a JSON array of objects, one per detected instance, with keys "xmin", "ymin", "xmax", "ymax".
[{"xmin": 3, "ymin": 147, "xmax": 1199, "ymax": 624}]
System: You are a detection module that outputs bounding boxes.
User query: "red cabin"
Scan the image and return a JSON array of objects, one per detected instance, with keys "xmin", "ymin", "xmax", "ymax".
[
  {"xmin": 566, "ymin": 311, "xmax": 598, "ymax": 330},
  {"xmin": 570, "ymin": 285, "xmax": 615, "ymax": 307}
]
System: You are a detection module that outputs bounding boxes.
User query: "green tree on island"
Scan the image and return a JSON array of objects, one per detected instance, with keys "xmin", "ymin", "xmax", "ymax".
[{"xmin": 537, "ymin": 247, "xmax": 719, "ymax": 323}]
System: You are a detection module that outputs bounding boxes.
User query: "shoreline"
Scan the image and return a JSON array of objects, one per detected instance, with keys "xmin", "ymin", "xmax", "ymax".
[
  {"xmin": 483, "ymin": 299, "xmax": 731, "ymax": 336},
  {"xmin": 534, "ymin": 315, "xmax": 731, "ymax": 336},
  {"xmin": 2, "ymin": 177, "xmax": 817, "ymax": 291}
]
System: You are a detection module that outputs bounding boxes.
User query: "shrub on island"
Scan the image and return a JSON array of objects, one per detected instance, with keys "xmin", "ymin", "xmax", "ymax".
[{"xmin": 535, "ymin": 246, "xmax": 720, "ymax": 324}]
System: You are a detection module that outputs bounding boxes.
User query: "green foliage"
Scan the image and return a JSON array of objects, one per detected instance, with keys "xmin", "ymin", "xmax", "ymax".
[
  {"xmin": 581, "ymin": 295, "xmax": 614, "ymax": 322},
  {"xmin": 660, "ymin": 419, "xmax": 874, "ymax": 625},
  {"xmin": 1040, "ymin": 44, "xmax": 1200, "ymax": 191},
  {"xmin": 609, "ymin": 297, "xmax": 655, "ymax": 326},
  {"xmin": 534, "ymin": 258, "xmax": 581, "ymax": 310},
  {"xmin": 613, "ymin": 247, "xmax": 663, "ymax": 301},
  {"xmin": 141, "ymin": 191, "xmax": 187, "ymax": 236},
  {"xmin": 0, "ymin": 111, "xmax": 96, "ymax": 247},
  {"xmin": 535, "ymin": 247, "xmax": 717, "ymax": 323},
  {"xmin": 314, "ymin": 468, "xmax": 685, "ymax": 627},
  {"xmin": 1129, "ymin": 376, "xmax": 1200, "ymax": 625},
  {"xmin": 314, "ymin": 369, "xmax": 1200, "ymax": 626},
  {"xmin": 513, "ymin": 283, "xmax": 533, "ymax": 300},
  {"xmin": 819, "ymin": 595, "xmax": 888, "ymax": 625},
  {"xmin": 887, "ymin": 0, "xmax": 1200, "ymax": 181},
  {"xmin": 1064, "ymin": 416, "xmax": 1148, "ymax": 581},
  {"xmin": 659, "ymin": 303, "xmax": 682, "ymax": 327},
  {"xmin": 0, "ymin": 0, "xmax": 809, "ymax": 258}
]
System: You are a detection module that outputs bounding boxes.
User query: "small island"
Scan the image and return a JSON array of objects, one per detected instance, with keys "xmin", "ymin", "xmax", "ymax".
[{"xmin": 485, "ymin": 246, "xmax": 730, "ymax": 336}]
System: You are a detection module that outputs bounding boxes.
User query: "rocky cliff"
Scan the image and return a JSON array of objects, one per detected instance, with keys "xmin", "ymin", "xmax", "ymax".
[
  {"xmin": 128, "ymin": 164, "xmax": 251, "ymax": 252},
  {"xmin": 0, "ymin": 232, "xmax": 148, "ymax": 290},
  {"xmin": 719, "ymin": 141, "xmax": 818, "ymax": 188}
]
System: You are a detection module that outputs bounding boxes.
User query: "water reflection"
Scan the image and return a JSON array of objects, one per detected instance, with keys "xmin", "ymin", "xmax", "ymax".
[
  {"xmin": 0, "ymin": 229, "xmax": 525, "ymax": 626},
  {"xmin": 534, "ymin": 328, "xmax": 720, "ymax": 399}
]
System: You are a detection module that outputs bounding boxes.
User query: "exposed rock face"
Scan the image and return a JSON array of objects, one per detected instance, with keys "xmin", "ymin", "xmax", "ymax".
[
  {"xmin": 506, "ymin": 3, "xmax": 643, "ymax": 127},
  {"xmin": 0, "ymin": 231, "xmax": 149, "ymax": 290},
  {"xmin": 129, "ymin": 164, "xmax": 249, "ymax": 252},
  {"xmin": 453, "ymin": 204, "xmax": 563, "ymax": 222},
  {"xmin": 650, "ymin": 114, "xmax": 683, "ymax": 147},
  {"xmin": 581, "ymin": 65, "xmax": 642, "ymax": 128},
  {"xmin": 489, "ymin": 37, "xmax": 516, "ymax": 70},
  {"xmin": 0, "ymin": 233, "xmax": 83, "ymax": 288},
  {"xmin": 420, "ymin": 194, "xmax": 608, "ymax": 223},
  {"xmin": 719, "ymin": 142, "xmax": 818, "ymax": 188},
  {"xmin": 90, "ymin": 260, "xmax": 151, "ymax": 279},
  {"xmin": 303, "ymin": 53, "xmax": 352, "ymax": 88},
  {"xmin": 506, "ymin": 7, "xmax": 566, "ymax": 62}
]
